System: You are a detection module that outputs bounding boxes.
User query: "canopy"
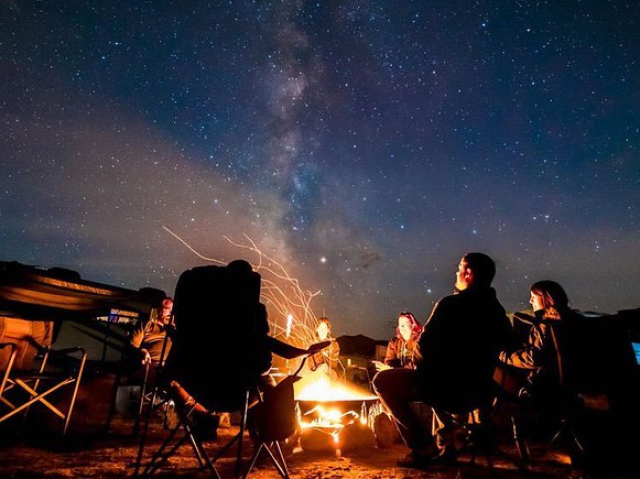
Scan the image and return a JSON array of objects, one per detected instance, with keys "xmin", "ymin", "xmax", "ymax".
[{"xmin": 0, "ymin": 260, "xmax": 163, "ymax": 323}]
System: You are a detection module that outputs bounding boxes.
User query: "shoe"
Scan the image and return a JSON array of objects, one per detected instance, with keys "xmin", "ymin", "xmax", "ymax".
[
  {"xmin": 418, "ymin": 450, "xmax": 457, "ymax": 468},
  {"xmin": 219, "ymin": 412, "xmax": 231, "ymax": 428},
  {"xmin": 192, "ymin": 413, "xmax": 220, "ymax": 441},
  {"xmin": 396, "ymin": 450, "xmax": 430, "ymax": 468}
]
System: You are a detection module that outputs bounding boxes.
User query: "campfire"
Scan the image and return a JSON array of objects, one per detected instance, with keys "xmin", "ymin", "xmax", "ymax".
[{"xmin": 294, "ymin": 377, "xmax": 379, "ymax": 452}]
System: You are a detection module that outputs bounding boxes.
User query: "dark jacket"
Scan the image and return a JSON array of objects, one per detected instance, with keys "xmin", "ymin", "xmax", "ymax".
[
  {"xmin": 416, "ymin": 286, "xmax": 513, "ymax": 412},
  {"xmin": 501, "ymin": 310, "xmax": 586, "ymax": 405}
]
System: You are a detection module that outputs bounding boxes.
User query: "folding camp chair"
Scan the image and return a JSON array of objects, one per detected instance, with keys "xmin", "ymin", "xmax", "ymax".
[
  {"xmin": 135, "ymin": 261, "xmax": 328, "ymax": 479},
  {"xmin": 0, "ymin": 316, "xmax": 87, "ymax": 435},
  {"xmin": 502, "ymin": 317, "xmax": 594, "ymax": 469},
  {"xmin": 106, "ymin": 320, "xmax": 173, "ymax": 436},
  {"xmin": 457, "ymin": 386, "xmax": 529, "ymax": 474},
  {"xmin": 106, "ymin": 359, "xmax": 173, "ymax": 435}
]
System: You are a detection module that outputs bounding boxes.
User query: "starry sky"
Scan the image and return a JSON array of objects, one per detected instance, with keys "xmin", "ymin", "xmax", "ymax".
[{"xmin": 1, "ymin": 1, "xmax": 638, "ymax": 340}]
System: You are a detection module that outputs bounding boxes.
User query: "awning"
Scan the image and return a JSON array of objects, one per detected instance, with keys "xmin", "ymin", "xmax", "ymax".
[{"xmin": 0, "ymin": 260, "xmax": 163, "ymax": 322}]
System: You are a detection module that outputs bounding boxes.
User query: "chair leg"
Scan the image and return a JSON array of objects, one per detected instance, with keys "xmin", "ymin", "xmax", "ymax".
[
  {"xmin": 235, "ymin": 389, "xmax": 250, "ymax": 478},
  {"xmin": 511, "ymin": 414, "xmax": 530, "ymax": 464},
  {"xmin": 272, "ymin": 440, "xmax": 291, "ymax": 479},
  {"xmin": 133, "ymin": 378, "xmax": 159, "ymax": 478},
  {"xmin": 548, "ymin": 418, "xmax": 588, "ymax": 467},
  {"xmin": 139, "ymin": 421, "xmax": 188, "ymax": 477},
  {"xmin": 136, "ymin": 406, "xmax": 223, "ymax": 479},
  {"xmin": 462, "ymin": 419, "xmax": 528, "ymax": 474},
  {"xmin": 242, "ymin": 440, "xmax": 290, "ymax": 479},
  {"xmin": 549, "ymin": 417, "xmax": 568, "ymax": 445},
  {"xmin": 62, "ymin": 352, "xmax": 86, "ymax": 435},
  {"xmin": 105, "ymin": 367, "xmax": 123, "ymax": 434},
  {"xmin": 133, "ymin": 363, "xmax": 152, "ymax": 435},
  {"xmin": 183, "ymin": 419, "xmax": 221, "ymax": 477}
]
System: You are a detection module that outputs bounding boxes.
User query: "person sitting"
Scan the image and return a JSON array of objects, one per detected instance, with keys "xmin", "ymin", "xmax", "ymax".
[
  {"xmin": 371, "ymin": 312, "xmax": 422, "ymax": 447},
  {"xmin": 165, "ymin": 260, "xmax": 331, "ymax": 441},
  {"xmin": 130, "ymin": 297, "xmax": 174, "ymax": 368},
  {"xmin": 307, "ymin": 317, "xmax": 341, "ymax": 380},
  {"xmin": 374, "ymin": 312, "xmax": 422, "ymax": 371},
  {"xmin": 118, "ymin": 297, "xmax": 174, "ymax": 424},
  {"xmin": 498, "ymin": 280, "xmax": 584, "ymax": 409},
  {"xmin": 373, "ymin": 253, "xmax": 514, "ymax": 468}
]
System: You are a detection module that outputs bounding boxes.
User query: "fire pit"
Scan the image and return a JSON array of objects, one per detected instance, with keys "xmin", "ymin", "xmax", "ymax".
[{"xmin": 294, "ymin": 378, "xmax": 380, "ymax": 452}]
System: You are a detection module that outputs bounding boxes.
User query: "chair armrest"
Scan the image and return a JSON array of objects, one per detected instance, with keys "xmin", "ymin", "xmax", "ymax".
[
  {"xmin": 51, "ymin": 346, "xmax": 86, "ymax": 355},
  {"xmin": 267, "ymin": 338, "xmax": 331, "ymax": 360},
  {"xmin": 0, "ymin": 343, "xmax": 17, "ymax": 369},
  {"xmin": 0, "ymin": 342, "xmax": 16, "ymax": 352},
  {"xmin": 46, "ymin": 346, "xmax": 88, "ymax": 361}
]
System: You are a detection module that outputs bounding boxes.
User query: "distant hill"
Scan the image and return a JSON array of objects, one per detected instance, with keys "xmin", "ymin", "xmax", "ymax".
[{"xmin": 336, "ymin": 334, "xmax": 387, "ymax": 357}]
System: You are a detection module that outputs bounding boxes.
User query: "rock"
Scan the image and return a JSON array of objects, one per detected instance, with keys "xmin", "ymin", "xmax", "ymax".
[
  {"xmin": 300, "ymin": 427, "xmax": 340, "ymax": 451},
  {"xmin": 373, "ymin": 412, "xmax": 400, "ymax": 448},
  {"xmin": 340, "ymin": 422, "xmax": 376, "ymax": 453}
]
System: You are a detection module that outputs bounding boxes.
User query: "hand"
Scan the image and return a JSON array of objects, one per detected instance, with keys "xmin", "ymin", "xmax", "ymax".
[
  {"xmin": 307, "ymin": 340, "xmax": 331, "ymax": 353},
  {"xmin": 372, "ymin": 360, "xmax": 391, "ymax": 371},
  {"xmin": 141, "ymin": 349, "xmax": 152, "ymax": 365},
  {"xmin": 513, "ymin": 312, "xmax": 535, "ymax": 324}
]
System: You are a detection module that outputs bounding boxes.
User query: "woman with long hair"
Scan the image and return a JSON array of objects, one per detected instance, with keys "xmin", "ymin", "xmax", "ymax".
[
  {"xmin": 307, "ymin": 317, "xmax": 341, "ymax": 379},
  {"xmin": 499, "ymin": 280, "xmax": 582, "ymax": 403},
  {"xmin": 375, "ymin": 312, "xmax": 422, "ymax": 371}
]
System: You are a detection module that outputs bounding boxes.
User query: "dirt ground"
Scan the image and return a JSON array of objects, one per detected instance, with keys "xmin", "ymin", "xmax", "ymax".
[
  {"xmin": 0, "ymin": 418, "xmax": 562, "ymax": 479},
  {"xmin": 0, "ymin": 370, "xmax": 637, "ymax": 479},
  {"xmin": 0, "ymin": 405, "xmax": 636, "ymax": 479}
]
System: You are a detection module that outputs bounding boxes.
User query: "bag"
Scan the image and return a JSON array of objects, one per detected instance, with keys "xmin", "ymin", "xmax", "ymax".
[
  {"xmin": 493, "ymin": 363, "xmax": 527, "ymax": 398},
  {"xmin": 254, "ymin": 376, "xmax": 300, "ymax": 441}
]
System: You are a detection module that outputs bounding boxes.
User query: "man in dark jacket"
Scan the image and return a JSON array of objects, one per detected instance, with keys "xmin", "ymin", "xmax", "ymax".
[{"xmin": 373, "ymin": 252, "xmax": 513, "ymax": 468}]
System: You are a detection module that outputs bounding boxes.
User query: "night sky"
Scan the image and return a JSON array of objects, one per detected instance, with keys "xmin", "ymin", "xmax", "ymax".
[{"xmin": 1, "ymin": 1, "xmax": 638, "ymax": 339}]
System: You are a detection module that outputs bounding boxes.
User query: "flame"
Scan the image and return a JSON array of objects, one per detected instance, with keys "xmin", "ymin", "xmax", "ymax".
[
  {"xmin": 295, "ymin": 377, "xmax": 380, "ymax": 451},
  {"xmin": 295, "ymin": 377, "xmax": 377, "ymax": 402},
  {"xmin": 286, "ymin": 314, "xmax": 293, "ymax": 338},
  {"xmin": 300, "ymin": 405, "xmax": 357, "ymax": 428}
]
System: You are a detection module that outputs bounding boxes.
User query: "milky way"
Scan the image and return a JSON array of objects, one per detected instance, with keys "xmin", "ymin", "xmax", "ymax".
[{"xmin": 1, "ymin": 1, "xmax": 638, "ymax": 338}]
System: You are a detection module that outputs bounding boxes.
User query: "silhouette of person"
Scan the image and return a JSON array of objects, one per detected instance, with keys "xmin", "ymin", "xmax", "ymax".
[
  {"xmin": 166, "ymin": 259, "xmax": 330, "ymax": 441},
  {"xmin": 373, "ymin": 252, "xmax": 513, "ymax": 468}
]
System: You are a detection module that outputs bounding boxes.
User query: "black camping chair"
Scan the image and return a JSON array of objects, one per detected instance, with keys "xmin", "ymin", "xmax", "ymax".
[
  {"xmin": 0, "ymin": 317, "xmax": 87, "ymax": 436},
  {"xmin": 134, "ymin": 262, "xmax": 329, "ymax": 479},
  {"xmin": 106, "ymin": 312, "xmax": 173, "ymax": 436},
  {"xmin": 455, "ymin": 371, "xmax": 528, "ymax": 474},
  {"xmin": 505, "ymin": 317, "xmax": 591, "ymax": 469}
]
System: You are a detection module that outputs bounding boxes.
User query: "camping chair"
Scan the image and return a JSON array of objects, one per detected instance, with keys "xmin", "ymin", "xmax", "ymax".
[
  {"xmin": 454, "ymin": 373, "xmax": 529, "ymax": 474},
  {"xmin": 106, "ymin": 319, "xmax": 173, "ymax": 435},
  {"xmin": 505, "ymin": 318, "xmax": 590, "ymax": 468},
  {"xmin": 134, "ymin": 360, "xmax": 173, "ymax": 433},
  {"xmin": 508, "ymin": 383, "xmax": 587, "ymax": 468},
  {"xmin": 135, "ymin": 262, "xmax": 329, "ymax": 479},
  {"xmin": 106, "ymin": 358, "xmax": 172, "ymax": 435},
  {"xmin": 0, "ymin": 316, "xmax": 87, "ymax": 435}
]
